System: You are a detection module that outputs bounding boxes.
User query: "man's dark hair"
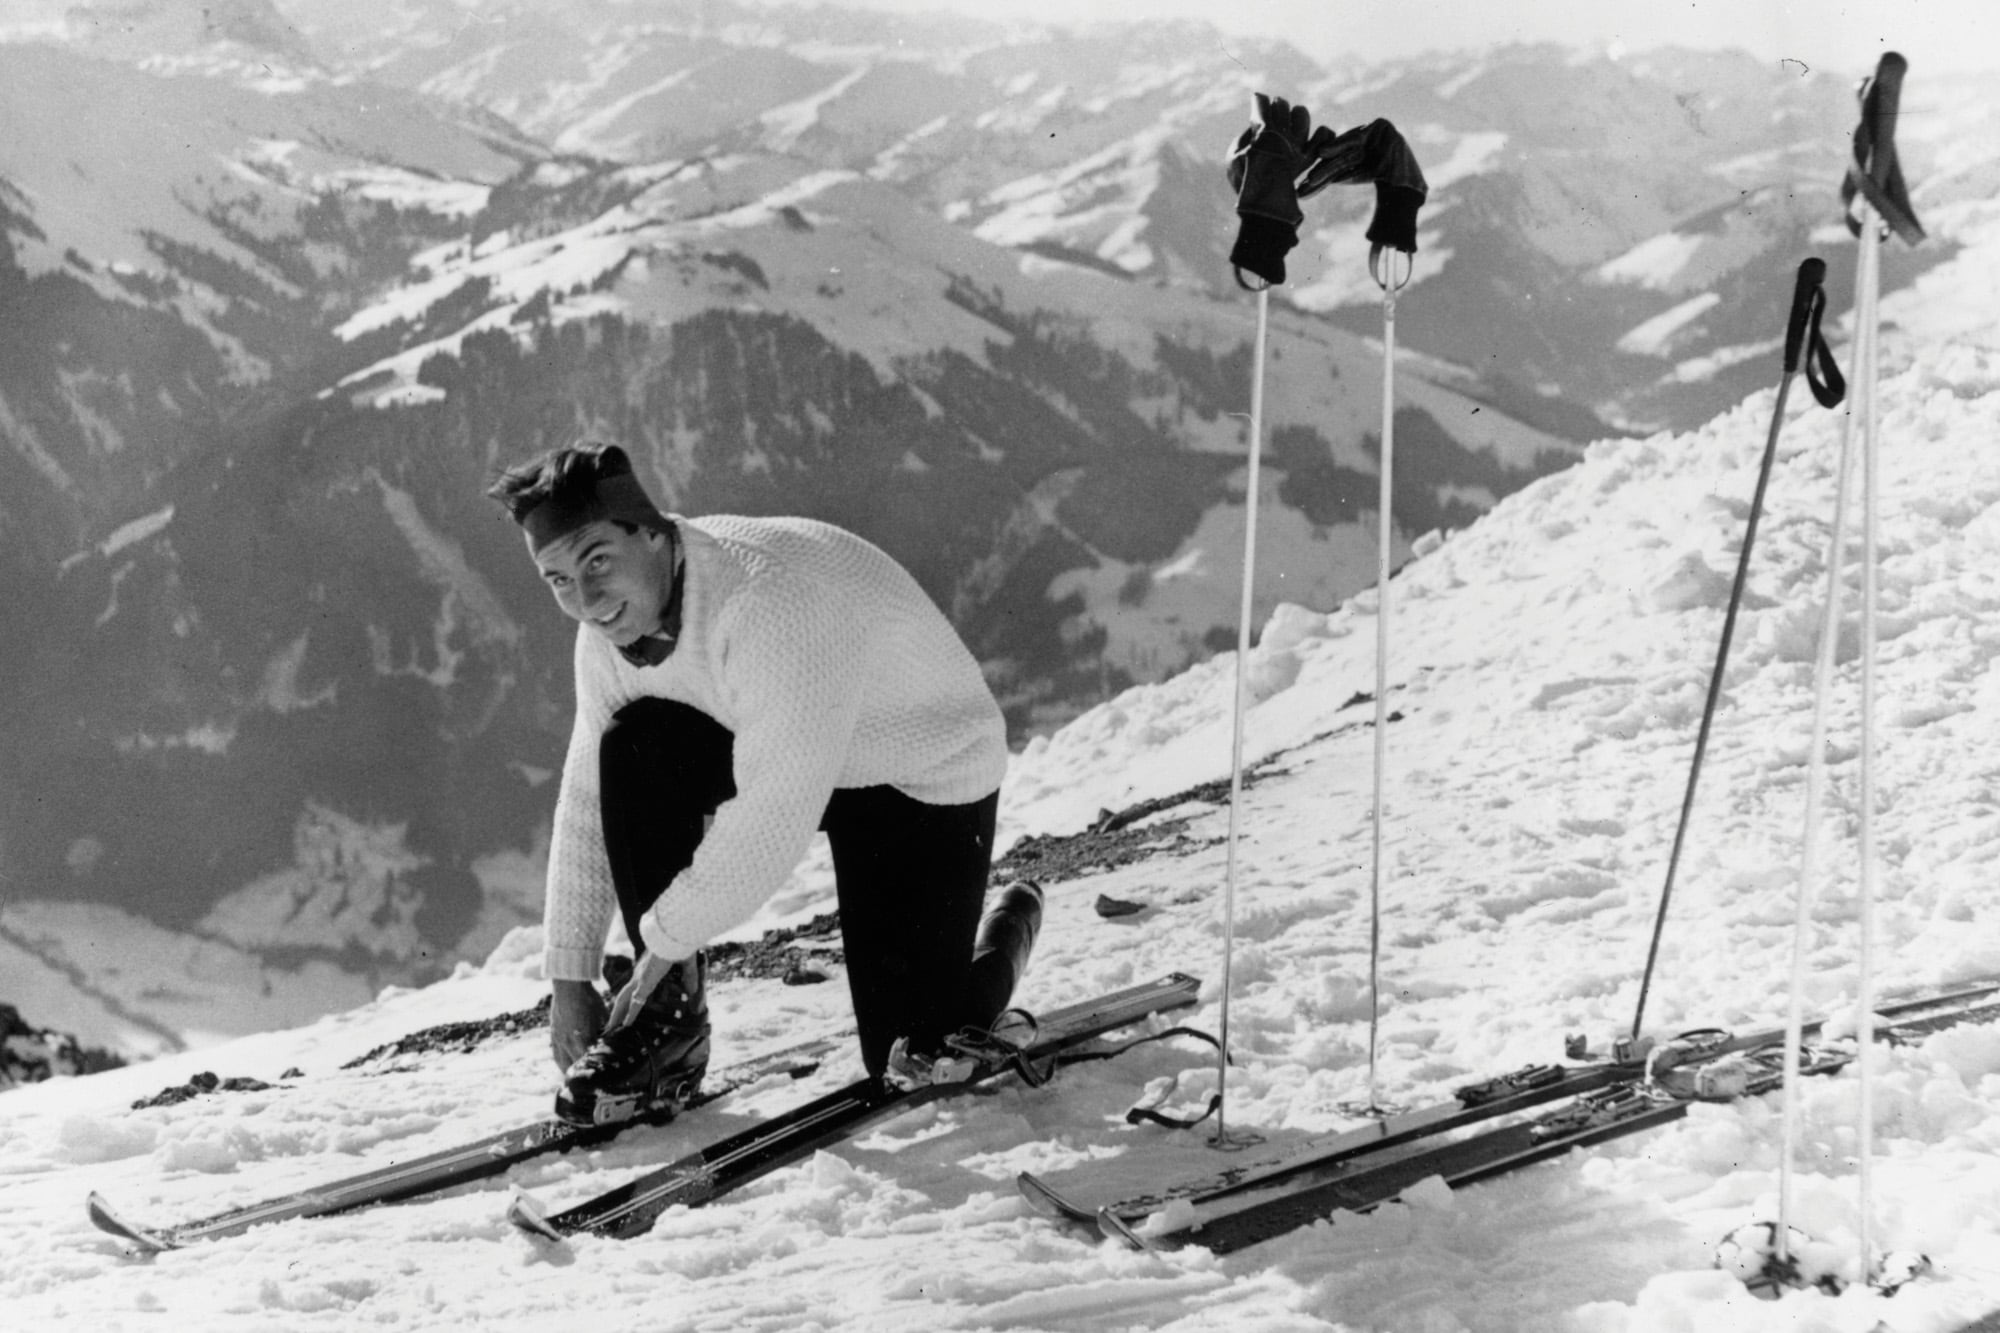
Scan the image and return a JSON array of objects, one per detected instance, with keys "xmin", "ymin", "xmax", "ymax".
[{"xmin": 485, "ymin": 441, "xmax": 636, "ymax": 523}]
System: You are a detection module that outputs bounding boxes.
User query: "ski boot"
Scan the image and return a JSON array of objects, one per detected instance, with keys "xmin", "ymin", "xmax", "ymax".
[
  {"xmin": 883, "ymin": 883, "xmax": 1047, "ymax": 1093},
  {"xmin": 882, "ymin": 1008, "xmax": 1045, "ymax": 1093},
  {"xmin": 556, "ymin": 953, "xmax": 710, "ymax": 1126},
  {"xmin": 963, "ymin": 881, "xmax": 1045, "ymax": 1031}
]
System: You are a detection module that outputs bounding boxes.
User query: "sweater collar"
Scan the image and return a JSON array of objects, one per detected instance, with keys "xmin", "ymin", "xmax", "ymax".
[{"xmin": 615, "ymin": 523, "xmax": 685, "ymax": 668}]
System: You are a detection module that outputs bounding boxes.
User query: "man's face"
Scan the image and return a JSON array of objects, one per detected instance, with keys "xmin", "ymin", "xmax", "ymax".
[{"xmin": 532, "ymin": 519, "xmax": 669, "ymax": 647}]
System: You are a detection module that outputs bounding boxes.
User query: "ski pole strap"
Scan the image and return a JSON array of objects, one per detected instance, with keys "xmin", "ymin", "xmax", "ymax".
[
  {"xmin": 1084, "ymin": 1023, "xmax": 1221, "ymax": 1070},
  {"xmin": 1841, "ymin": 53, "xmax": 1924, "ymax": 245},
  {"xmin": 1085, "ymin": 1024, "xmax": 1227, "ymax": 1129},
  {"xmin": 1128, "ymin": 1092, "xmax": 1222, "ymax": 1131},
  {"xmin": 1783, "ymin": 257, "xmax": 1846, "ymax": 409},
  {"xmin": 1368, "ymin": 244, "xmax": 1413, "ymax": 293}
]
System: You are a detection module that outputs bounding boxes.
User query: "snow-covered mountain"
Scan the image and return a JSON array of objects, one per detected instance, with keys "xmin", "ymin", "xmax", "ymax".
[
  {"xmin": 4, "ymin": 153, "xmax": 2000, "ymax": 1328},
  {"xmin": 4, "ymin": 0, "xmax": 1998, "ymax": 1056}
]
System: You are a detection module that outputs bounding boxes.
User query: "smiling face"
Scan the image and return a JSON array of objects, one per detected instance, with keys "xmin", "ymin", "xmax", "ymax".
[{"xmin": 531, "ymin": 519, "xmax": 672, "ymax": 647}]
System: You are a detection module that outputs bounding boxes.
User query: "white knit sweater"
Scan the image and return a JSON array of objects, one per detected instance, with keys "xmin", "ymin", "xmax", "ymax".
[{"xmin": 541, "ymin": 514, "xmax": 1009, "ymax": 981}]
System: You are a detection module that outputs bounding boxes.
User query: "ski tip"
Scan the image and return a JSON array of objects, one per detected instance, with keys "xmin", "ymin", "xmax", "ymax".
[
  {"xmin": 1016, "ymin": 1171, "xmax": 1092, "ymax": 1222},
  {"xmin": 1096, "ymin": 1203, "xmax": 1159, "ymax": 1252},
  {"xmin": 505, "ymin": 1190, "xmax": 568, "ymax": 1244},
  {"xmin": 85, "ymin": 1192, "xmax": 177, "ymax": 1254}
]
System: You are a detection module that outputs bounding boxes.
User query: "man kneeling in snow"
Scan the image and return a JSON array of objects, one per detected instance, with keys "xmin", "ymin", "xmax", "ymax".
[{"xmin": 486, "ymin": 442, "xmax": 1033, "ymax": 1124}]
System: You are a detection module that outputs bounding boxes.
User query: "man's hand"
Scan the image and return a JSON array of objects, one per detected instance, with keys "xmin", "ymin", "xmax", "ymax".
[
  {"xmin": 550, "ymin": 978, "xmax": 609, "ymax": 1073},
  {"xmin": 604, "ymin": 951, "xmax": 676, "ymax": 1034}
]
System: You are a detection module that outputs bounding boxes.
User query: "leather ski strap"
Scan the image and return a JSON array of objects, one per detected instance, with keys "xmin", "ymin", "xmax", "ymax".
[{"xmin": 1785, "ymin": 257, "xmax": 1846, "ymax": 409}]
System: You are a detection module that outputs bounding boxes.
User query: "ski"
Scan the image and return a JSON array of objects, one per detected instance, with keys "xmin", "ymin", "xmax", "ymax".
[
  {"xmin": 1021, "ymin": 1059, "xmax": 1622, "ymax": 1225},
  {"xmin": 1098, "ymin": 1044, "xmax": 1843, "ymax": 1254},
  {"xmin": 507, "ymin": 971, "xmax": 1202, "ymax": 1242},
  {"xmin": 1021, "ymin": 977, "xmax": 2000, "ymax": 1228},
  {"xmin": 1098, "ymin": 990, "xmax": 2000, "ymax": 1255},
  {"xmin": 85, "ymin": 1028, "xmax": 847, "ymax": 1252}
]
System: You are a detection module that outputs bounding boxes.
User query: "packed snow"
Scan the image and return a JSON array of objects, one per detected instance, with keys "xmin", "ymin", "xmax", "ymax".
[{"xmin": 9, "ymin": 159, "xmax": 2000, "ymax": 1333}]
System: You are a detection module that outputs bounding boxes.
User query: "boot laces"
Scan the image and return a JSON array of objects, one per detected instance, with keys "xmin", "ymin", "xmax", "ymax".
[{"xmin": 578, "ymin": 986, "xmax": 700, "ymax": 1081}]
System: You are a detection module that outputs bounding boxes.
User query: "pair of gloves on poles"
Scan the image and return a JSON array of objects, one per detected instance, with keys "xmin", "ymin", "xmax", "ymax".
[
  {"xmin": 1229, "ymin": 54, "xmax": 1916, "ymax": 287},
  {"xmin": 1227, "ymin": 93, "xmax": 1430, "ymax": 287}
]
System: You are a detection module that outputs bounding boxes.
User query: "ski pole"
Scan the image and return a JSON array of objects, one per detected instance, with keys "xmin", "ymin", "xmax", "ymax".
[
  {"xmin": 1210, "ymin": 91, "xmax": 1317, "ymax": 1151},
  {"xmin": 1291, "ymin": 118, "xmax": 1427, "ymax": 1118},
  {"xmin": 1777, "ymin": 196, "xmax": 1887, "ymax": 1282},
  {"xmin": 1214, "ymin": 282, "xmax": 1271, "ymax": 1150},
  {"xmin": 1763, "ymin": 255, "xmax": 1848, "ymax": 1269},
  {"xmin": 1775, "ymin": 276, "xmax": 1863, "ymax": 1274},
  {"xmin": 1777, "ymin": 52, "xmax": 1920, "ymax": 1281},
  {"xmin": 1364, "ymin": 245, "xmax": 1412, "ymax": 1112},
  {"xmin": 1632, "ymin": 258, "xmax": 1843, "ymax": 1046},
  {"xmin": 1845, "ymin": 50, "xmax": 1921, "ymax": 1282},
  {"xmin": 1218, "ymin": 100, "xmax": 1428, "ymax": 1138},
  {"xmin": 1854, "ymin": 194, "xmax": 1883, "ymax": 1284}
]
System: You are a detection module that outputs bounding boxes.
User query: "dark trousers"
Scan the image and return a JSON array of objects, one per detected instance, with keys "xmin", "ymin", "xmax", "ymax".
[{"xmin": 599, "ymin": 698, "xmax": 997, "ymax": 1077}]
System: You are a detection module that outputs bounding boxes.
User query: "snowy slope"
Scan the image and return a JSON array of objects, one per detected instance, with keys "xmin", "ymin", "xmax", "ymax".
[{"xmin": 5, "ymin": 196, "xmax": 2000, "ymax": 1332}]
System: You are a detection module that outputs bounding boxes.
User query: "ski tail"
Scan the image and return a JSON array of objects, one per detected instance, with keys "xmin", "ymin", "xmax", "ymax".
[
  {"xmin": 87, "ymin": 1192, "xmax": 179, "ymax": 1253},
  {"xmin": 965, "ymin": 880, "xmax": 1045, "ymax": 1030}
]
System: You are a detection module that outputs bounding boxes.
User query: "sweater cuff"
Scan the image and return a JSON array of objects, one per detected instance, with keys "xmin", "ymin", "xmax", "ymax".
[
  {"xmin": 544, "ymin": 944, "xmax": 604, "ymax": 984},
  {"xmin": 1365, "ymin": 185, "xmax": 1423, "ymax": 256}
]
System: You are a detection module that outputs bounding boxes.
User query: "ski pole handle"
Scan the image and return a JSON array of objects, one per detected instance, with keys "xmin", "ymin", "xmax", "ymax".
[
  {"xmin": 1858, "ymin": 53, "xmax": 1908, "ymax": 162},
  {"xmin": 1845, "ymin": 52, "xmax": 1924, "ymax": 245},
  {"xmin": 1783, "ymin": 258, "xmax": 1828, "ymax": 375}
]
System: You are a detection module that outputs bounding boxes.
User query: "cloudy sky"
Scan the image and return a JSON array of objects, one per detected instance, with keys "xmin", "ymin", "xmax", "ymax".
[{"xmin": 775, "ymin": 0, "xmax": 1999, "ymax": 77}]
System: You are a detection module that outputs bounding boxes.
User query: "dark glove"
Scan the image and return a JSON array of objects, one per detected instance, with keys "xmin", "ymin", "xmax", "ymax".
[
  {"xmin": 1299, "ymin": 119, "xmax": 1430, "ymax": 258},
  {"xmin": 1225, "ymin": 93, "xmax": 1334, "ymax": 286}
]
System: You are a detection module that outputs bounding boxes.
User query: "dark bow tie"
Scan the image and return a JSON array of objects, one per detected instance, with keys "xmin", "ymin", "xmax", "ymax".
[{"xmin": 617, "ymin": 633, "xmax": 675, "ymax": 668}]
